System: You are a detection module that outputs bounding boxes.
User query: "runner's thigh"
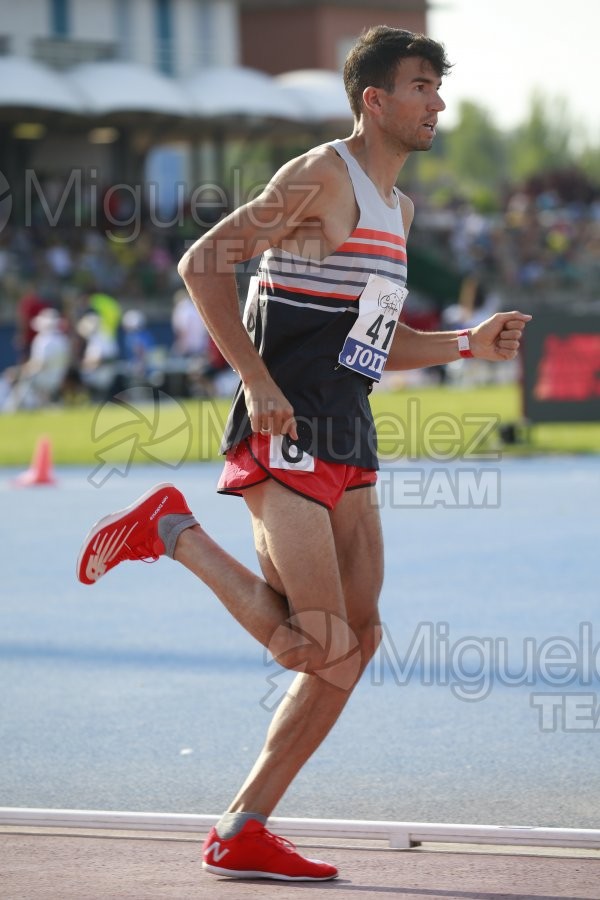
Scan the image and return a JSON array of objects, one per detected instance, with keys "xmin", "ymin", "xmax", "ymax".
[
  {"xmin": 329, "ymin": 484, "xmax": 384, "ymax": 628},
  {"xmin": 244, "ymin": 479, "xmax": 346, "ymax": 617}
]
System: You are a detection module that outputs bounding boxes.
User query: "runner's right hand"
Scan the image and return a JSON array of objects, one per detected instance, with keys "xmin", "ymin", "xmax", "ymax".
[{"xmin": 243, "ymin": 375, "xmax": 298, "ymax": 440}]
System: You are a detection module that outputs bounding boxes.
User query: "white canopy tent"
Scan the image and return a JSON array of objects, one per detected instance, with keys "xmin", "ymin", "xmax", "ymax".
[
  {"xmin": 0, "ymin": 58, "xmax": 349, "ymax": 124},
  {"xmin": 182, "ymin": 65, "xmax": 305, "ymax": 122},
  {"xmin": 65, "ymin": 61, "xmax": 190, "ymax": 117},
  {"xmin": 0, "ymin": 59, "xmax": 352, "ymax": 211},
  {"xmin": 0, "ymin": 56, "xmax": 84, "ymax": 114},
  {"xmin": 275, "ymin": 69, "xmax": 352, "ymax": 123}
]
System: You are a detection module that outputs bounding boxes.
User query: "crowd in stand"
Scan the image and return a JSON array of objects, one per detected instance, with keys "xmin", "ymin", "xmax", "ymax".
[
  {"xmin": 0, "ymin": 175, "xmax": 598, "ymax": 411},
  {"xmin": 0, "ymin": 272, "xmax": 236, "ymax": 412},
  {"xmin": 409, "ymin": 180, "xmax": 600, "ymax": 303}
]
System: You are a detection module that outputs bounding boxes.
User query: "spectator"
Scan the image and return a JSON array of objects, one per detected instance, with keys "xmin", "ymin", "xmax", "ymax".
[
  {"xmin": 121, "ymin": 309, "xmax": 157, "ymax": 383},
  {"xmin": 76, "ymin": 311, "xmax": 120, "ymax": 401},
  {"xmin": 0, "ymin": 307, "xmax": 71, "ymax": 411},
  {"xmin": 14, "ymin": 283, "xmax": 49, "ymax": 363},
  {"xmin": 202, "ymin": 335, "xmax": 238, "ymax": 398},
  {"xmin": 45, "ymin": 237, "xmax": 73, "ymax": 281},
  {"xmin": 87, "ymin": 290, "xmax": 122, "ymax": 341},
  {"xmin": 171, "ymin": 288, "xmax": 209, "ymax": 358}
]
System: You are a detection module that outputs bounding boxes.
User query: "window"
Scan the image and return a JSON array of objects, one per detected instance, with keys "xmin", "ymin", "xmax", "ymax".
[
  {"xmin": 114, "ymin": 0, "xmax": 132, "ymax": 61},
  {"xmin": 155, "ymin": 0, "xmax": 173, "ymax": 75},
  {"xmin": 197, "ymin": 0, "xmax": 214, "ymax": 67},
  {"xmin": 50, "ymin": 0, "xmax": 70, "ymax": 38}
]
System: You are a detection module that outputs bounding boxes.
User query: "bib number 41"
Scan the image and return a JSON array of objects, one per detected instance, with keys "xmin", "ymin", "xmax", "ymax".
[{"xmin": 365, "ymin": 314, "xmax": 396, "ymax": 349}]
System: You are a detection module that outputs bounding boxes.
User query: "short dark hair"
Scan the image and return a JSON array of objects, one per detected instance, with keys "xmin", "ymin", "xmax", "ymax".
[{"xmin": 343, "ymin": 25, "xmax": 452, "ymax": 118}]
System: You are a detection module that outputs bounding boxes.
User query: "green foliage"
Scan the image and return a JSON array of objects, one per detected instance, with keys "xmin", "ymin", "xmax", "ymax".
[
  {"xmin": 579, "ymin": 144, "xmax": 600, "ymax": 184},
  {"xmin": 508, "ymin": 92, "xmax": 574, "ymax": 181},
  {"xmin": 446, "ymin": 100, "xmax": 508, "ymax": 185},
  {"xmin": 467, "ymin": 185, "xmax": 500, "ymax": 214},
  {"xmin": 407, "ymin": 91, "xmax": 598, "ymax": 205}
]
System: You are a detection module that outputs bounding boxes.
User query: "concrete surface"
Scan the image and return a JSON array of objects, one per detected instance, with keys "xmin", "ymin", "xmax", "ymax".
[{"xmin": 2, "ymin": 827, "xmax": 600, "ymax": 900}]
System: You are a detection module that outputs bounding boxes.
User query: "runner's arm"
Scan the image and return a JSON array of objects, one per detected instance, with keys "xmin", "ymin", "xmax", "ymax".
[
  {"xmin": 391, "ymin": 194, "xmax": 531, "ymax": 368},
  {"xmin": 177, "ymin": 155, "xmax": 340, "ymax": 437},
  {"xmin": 387, "ymin": 312, "xmax": 532, "ymax": 370}
]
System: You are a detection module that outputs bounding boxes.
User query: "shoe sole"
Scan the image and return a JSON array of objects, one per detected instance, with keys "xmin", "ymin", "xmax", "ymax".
[
  {"xmin": 202, "ymin": 862, "xmax": 338, "ymax": 880},
  {"xmin": 76, "ymin": 482, "xmax": 177, "ymax": 584}
]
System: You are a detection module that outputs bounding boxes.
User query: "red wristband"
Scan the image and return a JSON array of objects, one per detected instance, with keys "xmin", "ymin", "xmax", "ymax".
[{"xmin": 457, "ymin": 330, "xmax": 473, "ymax": 358}]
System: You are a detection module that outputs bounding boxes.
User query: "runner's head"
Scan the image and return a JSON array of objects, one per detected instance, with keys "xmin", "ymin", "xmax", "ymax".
[{"xmin": 343, "ymin": 26, "xmax": 452, "ymax": 120}]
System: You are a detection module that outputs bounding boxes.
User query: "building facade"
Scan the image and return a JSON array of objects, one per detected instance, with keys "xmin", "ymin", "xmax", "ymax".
[
  {"xmin": 0, "ymin": 0, "xmax": 240, "ymax": 74},
  {"xmin": 239, "ymin": 0, "xmax": 429, "ymax": 75},
  {"xmin": 0, "ymin": 0, "xmax": 432, "ymax": 221}
]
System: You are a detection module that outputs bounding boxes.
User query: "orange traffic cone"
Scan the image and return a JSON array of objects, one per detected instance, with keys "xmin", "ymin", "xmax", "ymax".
[{"xmin": 13, "ymin": 435, "xmax": 57, "ymax": 487}]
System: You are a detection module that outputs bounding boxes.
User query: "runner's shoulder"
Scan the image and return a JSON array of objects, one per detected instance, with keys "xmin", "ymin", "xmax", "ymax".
[{"xmin": 273, "ymin": 144, "xmax": 349, "ymax": 196}]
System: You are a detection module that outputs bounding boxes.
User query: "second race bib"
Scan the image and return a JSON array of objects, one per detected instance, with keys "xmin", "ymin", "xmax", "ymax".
[
  {"xmin": 242, "ymin": 274, "xmax": 260, "ymax": 336},
  {"xmin": 269, "ymin": 434, "xmax": 315, "ymax": 472}
]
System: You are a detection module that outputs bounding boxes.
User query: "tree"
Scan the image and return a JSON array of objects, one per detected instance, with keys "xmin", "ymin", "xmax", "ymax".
[
  {"xmin": 578, "ymin": 145, "xmax": 600, "ymax": 187},
  {"xmin": 445, "ymin": 100, "xmax": 508, "ymax": 187},
  {"xmin": 509, "ymin": 92, "xmax": 575, "ymax": 180},
  {"xmin": 402, "ymin": 91, "xmax": 598, "ymax": 210}
]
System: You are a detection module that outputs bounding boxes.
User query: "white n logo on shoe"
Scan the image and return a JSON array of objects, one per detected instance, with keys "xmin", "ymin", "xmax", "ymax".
[
  {"xmin": 205, "ymin": 840, "xmax": 229, "ymax": 862},
  {"xmin": 85, "ymin": 522, "xmax": 138, "ymax": 582}
]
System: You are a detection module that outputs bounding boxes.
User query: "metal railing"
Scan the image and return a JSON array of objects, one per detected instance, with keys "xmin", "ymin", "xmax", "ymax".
[{"xmin": 2, "ymin": 808, "xmax": 600, "ymax": 852}]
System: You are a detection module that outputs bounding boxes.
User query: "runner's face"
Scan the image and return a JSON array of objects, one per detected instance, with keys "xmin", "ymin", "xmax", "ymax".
[{"xmin": 377, "ymin": 57, "xmax": 446, "ymax": 152}]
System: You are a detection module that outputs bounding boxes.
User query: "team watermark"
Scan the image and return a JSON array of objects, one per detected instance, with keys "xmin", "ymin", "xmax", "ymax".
[
  {"xmin": 376, "ymin": 466, "xmax": 500, "ymax": 509},
  {"xmin": 370, "ymin": 621, "xmax": 600, "ymax": 702},
  {"xmin": 87, "ymin": 387, "xmax": 193, "ymax": 487},
  {"xmin": 2, "ymin": 166, "xmax": 323, "ymax": 243},
  {"xmin": 260, "ymin": 619, "xmax": 600, "ymax": 733},
  {"xmin": 87, "ymin": 391, "xmax": 501, "ymax": 509},
  {"xmin": 530, "ymin": 693, "xmax": 600, "ymax": 732}
]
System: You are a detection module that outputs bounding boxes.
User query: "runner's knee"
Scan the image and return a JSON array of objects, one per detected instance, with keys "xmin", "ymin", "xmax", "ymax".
[
  {"xmin": 352, "ymin": 612, "xmax": 382, "ymax": 663},
  {"xmin": 268, "ymin": 608, "xmax": 356, "ymax": 674},
  {"xmin": 267, "ymin": 610, "xmax": 381, "ymax": 678}
]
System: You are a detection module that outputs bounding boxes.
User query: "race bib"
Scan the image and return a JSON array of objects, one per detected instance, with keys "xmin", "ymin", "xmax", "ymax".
[
  {"xmin": 242, "ymin": 275, "xmax": 259, "ymax": 335},
  {"xmin": 338, "ymin": 274, "xmax": 408, "ymax": 381},
  {"xmin": 269, "ymin": 434, "xmax": 315, "ymax": 472}
]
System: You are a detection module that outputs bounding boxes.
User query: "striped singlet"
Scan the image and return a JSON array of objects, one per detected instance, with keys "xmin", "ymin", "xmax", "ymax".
[{"xmin": 220, "ymin": 139, "xmax": 408, "ymax": 469}]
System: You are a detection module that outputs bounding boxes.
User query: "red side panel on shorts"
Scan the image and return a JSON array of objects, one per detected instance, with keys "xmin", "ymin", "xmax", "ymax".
[{"xmin": 218, "ymin": 435, "xmax": 376, "ymax": 510}]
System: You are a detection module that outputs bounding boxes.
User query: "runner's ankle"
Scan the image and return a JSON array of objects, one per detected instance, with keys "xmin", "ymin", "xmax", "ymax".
[{"xmin": 158, "ymin": 513, "xmax": 199, "ymax": 558}]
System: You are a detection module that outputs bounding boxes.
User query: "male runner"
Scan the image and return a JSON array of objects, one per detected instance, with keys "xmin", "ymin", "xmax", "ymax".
[{"xmin": 77, "ymin": 26, "xmax": 531, "ymax": 881}]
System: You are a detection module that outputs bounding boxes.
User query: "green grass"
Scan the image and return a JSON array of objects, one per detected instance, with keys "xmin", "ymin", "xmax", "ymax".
[
  {"xmin": 1, "ymin": 384, "xmax": 598, "ymax": 468},
  {"xmin": 370, "ymin": 385, "xmax": 600, "ymax": 458},
  {"xmin": 0, "ymin": 396, "xmax": 232, "ymax": 467}
]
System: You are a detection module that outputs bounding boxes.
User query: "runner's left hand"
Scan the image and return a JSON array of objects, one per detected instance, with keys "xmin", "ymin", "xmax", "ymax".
[{"xmin": 470, "ymin": 311, "xmax": 532, "ymax": 361}]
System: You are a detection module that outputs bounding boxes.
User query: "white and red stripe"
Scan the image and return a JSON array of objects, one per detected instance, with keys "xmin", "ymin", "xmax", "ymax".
[{"xmin": 258, "ymin": 142, "xmax": 407, "ymax": 314}]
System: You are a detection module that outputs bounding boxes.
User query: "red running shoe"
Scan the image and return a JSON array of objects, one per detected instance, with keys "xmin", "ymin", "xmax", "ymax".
[
  {"xmin": 76, "ymin": 483, "xmax": 192, "ymax": 585},
  {"xmin": 202, "ymin": 821, "xmax": 338, "ymax": 880}
]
